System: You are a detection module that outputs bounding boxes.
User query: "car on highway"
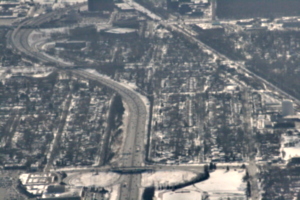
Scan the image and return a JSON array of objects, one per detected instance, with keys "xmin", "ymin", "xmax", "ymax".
[
  {"xmin": 123, "ymin": 182, "xmax": 127, "ymax": 187},
  {"xmin": 136, "ymin": 146, "xmax": 140, "ymax": 152}
]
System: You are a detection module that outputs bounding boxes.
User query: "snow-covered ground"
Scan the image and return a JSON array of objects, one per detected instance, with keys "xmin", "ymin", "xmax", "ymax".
[
  {"xmin": 141, "ymin": 170, "xmax": 198, "ymax": 188},
  {"xmin": 191, "ymin": 169, "xmax": 246, "ymax": 194},
  {"xmin": 33, "ymin": 0, "xmax": 87, "ymax": 4},
  {"xmin": 156, "ymin": 190, "xmax": 202, "ymax": 200},
  {"xmin": 31, "ymin": 71, "xmax": 53, "ymax": 77},
  {"xmin": 65, "ymin": 172, "xmax": 120, "ymax": 187},
  {"xmin": 110, "ymin": 184, "xmax": 119, "ymax": 200},
  {"xmin": 7, "ymin": 66, "xmax": 53, "ymax": 75},
  {"xmin": 155, "ymin": 169, "xmax": 246, "ymax": 200},
  {"xmin": 281, "ymin": 133, "xmax": 300, "ymax": 161},
  {"xmin": 108, "ymin": 100, "xmax": 129, "ymax": 166}
]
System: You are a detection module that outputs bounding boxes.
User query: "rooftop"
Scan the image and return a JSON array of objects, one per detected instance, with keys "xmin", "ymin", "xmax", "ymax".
[{"xmin": 115, "ymin": 3, "xmax": 134, "ymax": 11}]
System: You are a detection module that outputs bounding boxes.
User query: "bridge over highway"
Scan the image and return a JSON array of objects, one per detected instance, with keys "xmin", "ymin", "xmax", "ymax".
[{"xmin": 51, "ymin": 163, "xmax": 248, "ymax": 176}]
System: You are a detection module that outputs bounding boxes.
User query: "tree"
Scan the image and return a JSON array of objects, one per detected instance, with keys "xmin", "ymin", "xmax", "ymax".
[
  {"xmin": 243, "ymin": 170, "xmax": 249, "ymax": 182},
  {"xmin": 247, "ymin": 181, "xmax": 251, "ymax": 197},
  {"xmin": 209, "ymin": 162, "xmax": 214, "ymax": 170},
  {"xmin": 204, "ymin": 165, "xmax": 209, "ymax": 176}
]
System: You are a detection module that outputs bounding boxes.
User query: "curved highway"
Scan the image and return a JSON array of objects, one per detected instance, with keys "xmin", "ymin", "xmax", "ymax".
[
  {"xmin": 78, "ymin": 70, "xmax": 147, "ymax": 200},
  {"xmin": 9, "ymin": 4, "xmax": 147, "ymax": 200},
  {"xmin": 9, "ymin": 5, "xmax": 80, "ymax": 66}
]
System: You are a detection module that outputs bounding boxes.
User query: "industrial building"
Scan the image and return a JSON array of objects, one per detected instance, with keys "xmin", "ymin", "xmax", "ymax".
[
  {"xmin": 282, "ymin": 21, "xmax": 300, "ymax": 28},
  {"xmin": 0, "ymin": 2, "xmax": 30, "ymax": 18},
  {"xmin": 88, "ymin": 0, "xmax": 114, "ymax": 12},
  {"xmin": 19, "ymin": 172, "xmax": 58, "ymax": 196},
  {"xmin": 282, "ymin": 100, "xmax": 294, "ymax": 116},
  {"xmin": 115, "ymin": 3, "xmax": 135, "ymax": 12},
  {"xmin": 166, "ymin": 0, "xmax": 208, "ymax": 16},
  {"xmin": 38, "ymin": 185, "xmax": 83, "ymax": 200},
  {"xmin": 167, "ymin": 0, "xmax": 179, "ymax": 11}
]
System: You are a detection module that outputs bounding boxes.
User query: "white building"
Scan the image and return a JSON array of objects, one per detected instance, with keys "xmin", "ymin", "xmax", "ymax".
[{"xmin": 282, "ymin": 100, "xmax": 294, "ymax": 116}]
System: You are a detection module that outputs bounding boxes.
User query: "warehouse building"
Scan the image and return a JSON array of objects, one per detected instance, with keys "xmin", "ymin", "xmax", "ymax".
[{"xmin": 88, "ymin": 0, "xmax": 114, "ymax": 12}]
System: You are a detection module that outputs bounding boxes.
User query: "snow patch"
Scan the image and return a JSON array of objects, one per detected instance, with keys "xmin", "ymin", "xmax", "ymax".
[
  {"xmin": 66, "ymin": 172, "xmax": 120, "ymax": 187},
  {"xmin": 31, "ymin": 71, "xmax": 53, "ymax": 78},
  {"xmin": 190, "ymin": 169, "xmax": 246, "ymax": 194},
  {"xmin": 109, "ymin": 184, "xmax": 120, "ymax": 200},
  {"xmin": 156, "ymin": 190, "xmax": 202, "ymax": 200},
  {"xmin": 141, "ymin": 170, "xmax": 197, "ymax": 188},
  {"xmin": 155, "ymin": 169, "xmax": 246, "ymax": 200}
]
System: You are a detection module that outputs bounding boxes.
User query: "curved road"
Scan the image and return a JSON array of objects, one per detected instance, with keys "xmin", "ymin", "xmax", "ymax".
[
  {"xmin": 9, "ymin": 4, "xmax": 147, "ymax": 200},
  {"xmin": 10, "ymin": 2, "xmax": 286, "ymax": 200}
]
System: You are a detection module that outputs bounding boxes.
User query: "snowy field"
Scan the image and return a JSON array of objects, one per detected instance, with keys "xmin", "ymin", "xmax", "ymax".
[
  {"xmin": 141, "ymin": 170, "xmax": 198, "ymax": 188},
  {"xmin": 191, "ymin": 169, "xmax": 246, "ymax": 194},
  {"xmin": 65, "ymin": 172, "xmax": 120, "ymax": 187},
  {"xmin": 155, "ymin": 169, "xmax": 246, "ymax": 200}
]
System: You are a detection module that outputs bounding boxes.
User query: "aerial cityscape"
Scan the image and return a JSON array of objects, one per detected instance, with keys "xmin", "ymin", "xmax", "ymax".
[{"xmin": 1, "ymin": 0, "xmax": 300, "ymax": 199}]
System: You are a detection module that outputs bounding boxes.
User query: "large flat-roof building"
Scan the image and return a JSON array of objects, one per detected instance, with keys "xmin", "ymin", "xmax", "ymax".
[
  {"xmin": 38, "ymin": 185, "xmax": 83, "ymax": 200},
  {"xmin": 216, "ymin": 0, "xmax": 300, "ymax": 19},
  {"xmin": 19, "ymin": 172, "xmax": 57, "ymax": 196},
  {"xmin": 282, "ymin": 100, "xmax": 294, "ymax": 116},
  {"xmin": 167, "ymin": 0, "xmax": 179, "ymax": 11},
  {"xmin": 88, "ymin": 0, "xmax": 114, "ymax": 12}
]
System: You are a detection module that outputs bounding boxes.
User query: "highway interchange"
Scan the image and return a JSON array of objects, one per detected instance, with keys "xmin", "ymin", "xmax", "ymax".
[{"xmin": 8, "ymin": 1, "xmax": 300, "ymax": 200}]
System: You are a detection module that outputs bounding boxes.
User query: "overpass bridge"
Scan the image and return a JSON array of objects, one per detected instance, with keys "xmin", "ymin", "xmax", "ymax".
[
  {"xmin": 52, "ymin": 164, "xmax": 208, "ymax": 175},
  {"xmin": 51, "ymin": 162, "xmax": 248, "ymax": 176},
  {"xmin": 110, "ymin": 167, "xmax": 154, "ymax": 174}
]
